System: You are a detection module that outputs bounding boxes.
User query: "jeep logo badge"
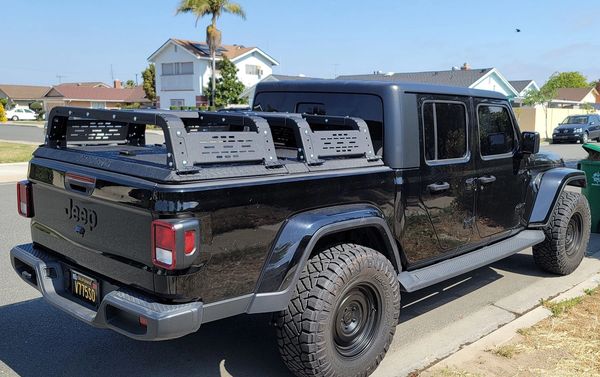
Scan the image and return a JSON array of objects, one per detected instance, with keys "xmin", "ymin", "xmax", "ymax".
[{"xmin": 65, "ymin": 199, "xmax": 98, "ymax": 231}]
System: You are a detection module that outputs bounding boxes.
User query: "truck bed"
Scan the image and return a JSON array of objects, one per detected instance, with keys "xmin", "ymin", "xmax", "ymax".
[
  {"xmin": 25, "ymin": 107, "xmax": 394, "ymax": 305},
  {"xmin": 37, "ymin": 107, "xmax": 383, "ymax": 183}
]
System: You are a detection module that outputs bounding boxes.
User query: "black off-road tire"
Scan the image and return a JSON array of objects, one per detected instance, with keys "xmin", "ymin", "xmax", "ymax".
[
  {"xmin": 533, "ymin": 191, "xmax": 591, "ymax": 275},
  {"xmin": 276, "ymin": 244, "xmax": 400, "ymax": 377}
]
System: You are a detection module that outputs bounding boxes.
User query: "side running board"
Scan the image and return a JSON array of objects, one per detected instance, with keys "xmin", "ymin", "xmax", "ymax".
[{"xmin": 398, "ymin": 230, "xmax": 545, "ymax": 292}]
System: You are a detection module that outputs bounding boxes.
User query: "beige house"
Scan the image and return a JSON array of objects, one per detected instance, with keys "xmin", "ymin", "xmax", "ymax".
[{"xmin": 551, "ymin": 87, "xmax": 599, "ymax": 108}]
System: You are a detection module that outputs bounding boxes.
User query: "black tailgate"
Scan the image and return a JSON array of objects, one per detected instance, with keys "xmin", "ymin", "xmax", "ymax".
[{"xmin": 29, "ymin": 159, "xmax": 156, "ymax": 270}]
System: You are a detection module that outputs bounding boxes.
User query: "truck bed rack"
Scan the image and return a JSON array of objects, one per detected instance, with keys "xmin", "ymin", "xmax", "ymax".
[{"xmin": 36, "ymin": 107, "xmax": 383, "ymax": 182}]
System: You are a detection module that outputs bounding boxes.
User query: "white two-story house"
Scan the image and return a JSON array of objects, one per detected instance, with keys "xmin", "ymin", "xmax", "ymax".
[{"xmin": 148, "ymin": 38, "xmax": 279, "ymax": 109}]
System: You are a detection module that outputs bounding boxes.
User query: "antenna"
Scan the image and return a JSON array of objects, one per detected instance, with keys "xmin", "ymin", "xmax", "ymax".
[
  {"xmin": 135, "ymin": 73, "xmax": 139, "ymax": 86},
  {"xmin": 110, "ymin": 64, "xmax": 114, "ymax": 81},
  {"xmin": 56, "ymin": 74, "xmax": 67, "ymax": 84}
]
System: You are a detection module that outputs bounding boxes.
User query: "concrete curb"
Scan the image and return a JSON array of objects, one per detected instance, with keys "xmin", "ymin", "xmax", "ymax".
[
  {"xmin": 0, "ymin": 162, "xmax": 28, "ymax": 183},
  {"xmin": 1, "ymin": 122, "xmax": 44, "ymax": 128},
  {"xmin": 422, "ymin": 272, "xmax": 600, "ymax": 374}
]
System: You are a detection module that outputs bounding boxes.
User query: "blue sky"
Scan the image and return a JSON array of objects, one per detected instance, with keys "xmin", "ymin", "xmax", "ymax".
[{"xmin": 1, "ymin": 0, "xmax": 599, "ymax": 87}]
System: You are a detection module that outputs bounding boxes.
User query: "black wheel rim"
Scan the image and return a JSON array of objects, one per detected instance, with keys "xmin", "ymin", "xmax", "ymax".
[
  {"xmin": 565, "ymin": 213, "xmax": 583, "ymax": 257},
  {"xmin": 333, "ymin": 282, "xmax": 381, "ymax": 358}
]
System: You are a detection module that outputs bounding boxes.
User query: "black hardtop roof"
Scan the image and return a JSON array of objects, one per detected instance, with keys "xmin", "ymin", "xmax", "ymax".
[{"xmin": 255, "ymin": 79, "xmax": 507, "ymax": 100}]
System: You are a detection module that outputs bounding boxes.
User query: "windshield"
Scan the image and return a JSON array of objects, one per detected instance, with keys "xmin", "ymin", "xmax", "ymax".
[{"xmin": 562, "ymin": 116, "xmax": 589, "ymax": 125}]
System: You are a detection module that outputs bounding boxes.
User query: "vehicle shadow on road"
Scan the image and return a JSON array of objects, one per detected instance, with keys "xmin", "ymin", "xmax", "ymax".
[{"xmin": 0, "ymin": 299, "xmax": 292, "ymax": 377}]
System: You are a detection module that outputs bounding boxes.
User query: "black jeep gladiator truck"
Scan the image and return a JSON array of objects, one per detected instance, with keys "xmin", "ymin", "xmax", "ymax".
[{"xmin": 11, "ymin": 80, "xmax": 590, "ymax": 377}]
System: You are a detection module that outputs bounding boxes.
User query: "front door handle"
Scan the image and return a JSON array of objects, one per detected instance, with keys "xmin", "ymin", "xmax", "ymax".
[
  {"xmin": 427, "ymin": 182, "xmax": 450, "ymax": 193},
  {"xmin": 479, "ymin": 175, "xmax": 496, "ymax": 184}
]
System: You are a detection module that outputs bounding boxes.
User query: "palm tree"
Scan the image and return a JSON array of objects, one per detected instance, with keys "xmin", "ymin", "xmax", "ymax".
[{"xmin": 176, "ymin": 0, "xmax": 246, "ymax": 107}]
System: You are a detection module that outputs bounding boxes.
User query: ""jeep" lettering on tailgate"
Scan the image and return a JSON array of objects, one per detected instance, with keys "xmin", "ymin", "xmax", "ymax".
[{"xmin": 65, "ymin": 199, "xmax": 98, "ymax": 231}]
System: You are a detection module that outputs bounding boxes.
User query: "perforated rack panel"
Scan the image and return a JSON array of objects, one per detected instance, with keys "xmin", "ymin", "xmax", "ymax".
[
  {"xmin": 66, "ymin": 120, "xmax": 129, "ymax": 143},
  {"xmin": 43, "ymin": 108, "xmax": 381, "ymax": 177}
]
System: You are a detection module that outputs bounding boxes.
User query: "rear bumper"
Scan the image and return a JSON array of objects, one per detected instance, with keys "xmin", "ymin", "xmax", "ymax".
[{"xmin": 10, "ymin": 243, "xmax": 203, "ymax": 341}]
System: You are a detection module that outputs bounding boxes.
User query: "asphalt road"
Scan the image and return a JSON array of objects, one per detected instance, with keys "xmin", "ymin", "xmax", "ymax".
[{"xmin": 0, "ymin": 125, "xmax": 599, "ymax": 376}]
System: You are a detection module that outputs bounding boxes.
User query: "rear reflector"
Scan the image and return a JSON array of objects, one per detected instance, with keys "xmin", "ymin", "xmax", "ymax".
[
  {"xmin": 17, "ymin": 180, "xmax": 33, "ymax": 218},
  {"xmin": 184, "ymin": 230, "xmax": 196, "ymax": 255},
  {"xmin": 139, "ymin": 316, "xmax": 148, "ymax": 327}
]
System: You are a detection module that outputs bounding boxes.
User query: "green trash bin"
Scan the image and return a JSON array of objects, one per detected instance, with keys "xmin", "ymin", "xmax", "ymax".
[{"xmin": 579, "ymin": 143, "xmax": 600, "ymax": 233}]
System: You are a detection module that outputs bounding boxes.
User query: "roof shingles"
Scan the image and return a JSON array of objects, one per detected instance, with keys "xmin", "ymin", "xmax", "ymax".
[
  {"xmin": 0, "ymin": 84, "xmax": 51, "ymax": 100},
  {"xmin": 172, "ymin": 39, "xmax": 255, "ymax": 60},
  {"xmin": 47, "ymin": 86, "xmax": 148, "ymax": 102}
]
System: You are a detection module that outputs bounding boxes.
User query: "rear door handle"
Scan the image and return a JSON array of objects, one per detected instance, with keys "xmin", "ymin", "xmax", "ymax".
[
  {"xmin": 427, "ymin": 182, "xmax": 450, "ymax": 193},
  {"xmin": 478, "ymin": 175, "xmax": 496, "ymax": 184}
]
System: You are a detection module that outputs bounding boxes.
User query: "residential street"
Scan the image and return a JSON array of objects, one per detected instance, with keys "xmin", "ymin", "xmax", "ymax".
[{"xmin": 0, "ymin": 139, "xmax": 598, "ymax": 376}]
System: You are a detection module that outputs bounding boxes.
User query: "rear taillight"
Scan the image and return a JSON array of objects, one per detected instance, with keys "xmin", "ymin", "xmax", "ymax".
[
  {"xmin": 151, "ymin": 219, "xmax": 199, "ymax": 270},
  {"xmin": 152, "ymin": 221, "xmax": 177, "ymax": 269},
  {"xmin": 17, "ymin": 180, "xmax": 33, "ymax": 218}
]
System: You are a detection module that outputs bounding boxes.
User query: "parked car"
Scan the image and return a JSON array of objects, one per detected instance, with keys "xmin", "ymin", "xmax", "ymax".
[
  {"xmin": 552, "ymin": 114, "xmax": 600, "ymax": 144},
  {"xmin": 6, "ymin": 107, "xmax": 38, "ymax": 121},
  {"xmin": 10, "ymin": 81, "xmax": 591, "ymax": 377}
]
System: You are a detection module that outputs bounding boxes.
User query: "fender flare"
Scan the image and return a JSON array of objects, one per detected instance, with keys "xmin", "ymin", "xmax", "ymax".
[
  {"xmin": 527, "ymin": 167, "xmax": 586, "ymax": 228},
  {"xmin": 246, "ymin": 203, "xmax": 400, "ymax": 314}
]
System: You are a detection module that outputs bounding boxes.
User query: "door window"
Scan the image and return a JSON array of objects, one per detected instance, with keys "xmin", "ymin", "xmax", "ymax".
[
  {"xmin": 478, "ymin": 105, "xmax": 515, "ymax": 157},
  {"xmin": 422, "ymin": 101, "xmax": 468, "ymax": 163}
]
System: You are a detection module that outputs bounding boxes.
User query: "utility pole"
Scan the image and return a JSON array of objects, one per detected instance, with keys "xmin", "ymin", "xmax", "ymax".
[
  {"xmin": 333, "ymin": 64, "xmax": 340, "ymax": 79},
  {"xmin": 135, "ymin": 73, "xmax": 139, "ymax": 86},
  {"xmin": 110, "ymin": 64, "xmax": 114, "ymax": 81}
]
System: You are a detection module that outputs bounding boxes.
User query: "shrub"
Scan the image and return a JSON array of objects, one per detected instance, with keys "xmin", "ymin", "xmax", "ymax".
[
  {"xmin": 29, "ymin": 101, "xmax": 43, "ymax": 113},
  {"xmin": 0, "ymin": 103, "xmax": 7, "ymax": 122}
]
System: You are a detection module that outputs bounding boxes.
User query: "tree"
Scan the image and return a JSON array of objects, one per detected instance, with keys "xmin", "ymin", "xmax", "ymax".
[
  {"xmin": 124, "ymin": 80, "xmax": 136, "ymax": 88},
  {"xmin": 206, "ymin": 57, "xmax": 246, "ymax": 107},
  {"xmin": 142, "ymin": 64, "xmax": 156, "ymax": 104},
  {"xmin": 541, "ymin": 71, "xmax": 589, "ymax": 93},
  {"xmin": 176, "ymin": 0, "xmax": 246, "ymax": 106},
  {"xmin": 523, "ymin": 87, "xmax": 556, "ymax": 139},
  {"xmin": 0, "ymin": 103, "xmax": 7, "ymax": 122}
]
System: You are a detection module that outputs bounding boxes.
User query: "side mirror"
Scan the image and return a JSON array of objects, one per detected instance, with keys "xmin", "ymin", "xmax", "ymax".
[{"xmin": 521, "ymin": 131, "xmax": 540, "ymax": 154}]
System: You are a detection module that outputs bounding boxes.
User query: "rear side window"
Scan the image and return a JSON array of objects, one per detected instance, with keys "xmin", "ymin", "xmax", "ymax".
[
  {"xmin": 422, "ymin": 101, "xmax": 468, "ymax": 162},
  {"xmin": 478, "ymin": 105, "xmax": 515, "ymax": 156}
]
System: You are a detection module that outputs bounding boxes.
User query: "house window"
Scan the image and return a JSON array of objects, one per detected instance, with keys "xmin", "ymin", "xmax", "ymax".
[
  {"xmin": 91, "ymin": 102, "xmax": 106, "ymax": 109},
  {"xmin": 478, "ymin": 105, "xmax": 515, "ymax": 157},
  {"xmin": 170, "ymin": 99, "xmax": 185, "ymax": 107},
  {"xmin": 422, "ymin": 101, "xmax": 468, "ymax": 162},
  {"xmin": 245, "ymin": 64, "xmax": 263, "ymax": 76},
  {"xmin": 162, "ymin": 62, "xmax": 194, "ymax": 76}
]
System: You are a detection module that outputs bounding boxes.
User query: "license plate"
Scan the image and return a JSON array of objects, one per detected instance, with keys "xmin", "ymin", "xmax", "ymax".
[{"xmin": 71, "ymin": 270, "xmax": 99, "ymax": 305}]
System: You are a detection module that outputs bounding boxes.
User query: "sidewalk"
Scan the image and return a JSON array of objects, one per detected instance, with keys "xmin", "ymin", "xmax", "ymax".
[
  {"xmin": 420, "ymin": 272, "xmax": 600, "ymax": 376},
  {"xmin": 0, "ymin": 162, "xmax": 28, "ymax": 183},
  {"xmin": 372, "ymin": 234, "xmax": 600, "ymax": 377}
]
